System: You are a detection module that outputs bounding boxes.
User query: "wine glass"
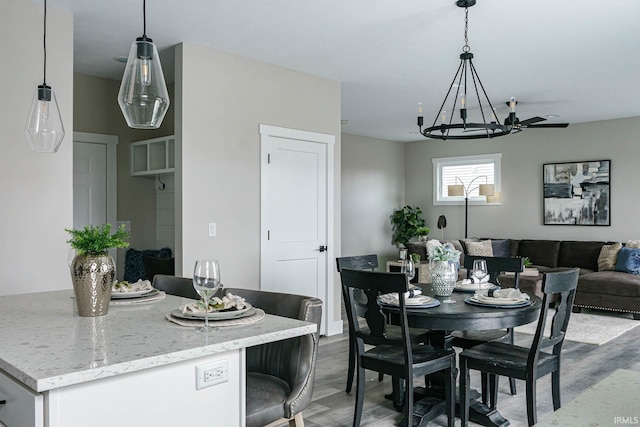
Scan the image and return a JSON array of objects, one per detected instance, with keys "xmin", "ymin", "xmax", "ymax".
[
  {"xmin": 402, "ymin": 257, "xmax": 416, "ymax": 288},
  {"xmin": 193, "ymin": 259, "xmax": 222, "ymax": 332},
  {"xmin": 472, "ymin": 259, "xmax": 489, "ymax": 286}
]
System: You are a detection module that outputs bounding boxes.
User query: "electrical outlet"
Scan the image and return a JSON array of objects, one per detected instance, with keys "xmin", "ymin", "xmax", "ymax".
[
  {"xmin": 208, "ymin": 222, "xmax": 216, "ymax": 237},
  {"xmin": 196, "ymin": 359, "xmax": 229, "ymax": 390}
]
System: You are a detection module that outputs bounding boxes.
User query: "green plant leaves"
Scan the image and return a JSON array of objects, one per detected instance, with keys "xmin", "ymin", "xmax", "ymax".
[
  {"xmin": 66, "ymin": 223, "xmax": 130, "ymax": 256},
  {"xmin": 391, "ymin": 205, "xmax": 428, "ymax": 246}
]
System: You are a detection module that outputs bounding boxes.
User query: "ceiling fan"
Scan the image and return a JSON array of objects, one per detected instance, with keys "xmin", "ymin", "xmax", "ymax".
[{"xmin": 503, "ymin": 101, "xmax": 569, "ymax": 133}]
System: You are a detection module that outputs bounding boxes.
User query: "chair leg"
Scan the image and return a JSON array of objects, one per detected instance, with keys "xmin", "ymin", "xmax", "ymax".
[
  {"xmin": 289, "ymin": 412, "xmax": 305, "ymax": 427},
  {"xmin": 509, "ymin": 377, "xmax": 517, "ymax": 395},
  {"xmin": 459, "ymin": 358, "xmax": 470, "ymax": 427},
  {"xmin": 378, "ymin": 372, "xmax": 384, "ymax": 382},
  {"xmin": 551, "ymin": 369, "xmax": 562, "ymax": 410},
  {"xmin": 391, "ymin": 377, "xmax": 405, "ymax": 411},
  {"xmin": 404, "ymin": 375, "xmax": 413, "ymax": 427},
  {"xmin": 526, "ymin": 378, "xmax": 538, "ymax": 426},
  {"xmin": 354, "ymin": 365, "xmax": 365, "ymax": 427},
  {"xmin": 489, "ymin": 374, "xmax": 499, "ymax": 410},
  {"xmin": 445, "ymin": 367, "xmax": 455, "ymax": 427},
  {"xmin": 346, "ymin": 339, "xmax": 355, "ymax": 393}
]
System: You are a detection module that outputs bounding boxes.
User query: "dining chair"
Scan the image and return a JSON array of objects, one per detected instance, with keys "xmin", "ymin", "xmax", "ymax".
[
  {"xmin": 451, "ymin": 255, "xmax": 524, "ymax": 399},
  {"xmin": 340, "ymin": 268, "xmax": 456, "ymax": 427},
  {"xmin": 459, "ymin": 268, "xmax": 580, "ymax": 427},
  {"xmin": 336, "ymin": 255, "xmax": 431, "ymax": 399},
  {"xmin": 224, "ymin": 288, "xmax": 322, "ymax": 427},
  {"xmin": 151, "ymin": 274, "xmax": 199, "ymax": 299}
]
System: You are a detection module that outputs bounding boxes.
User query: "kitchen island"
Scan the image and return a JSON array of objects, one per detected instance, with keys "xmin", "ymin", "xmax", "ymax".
[{"xmin": 0, "ymin": 290, "xmax": 316, "ymax": 427}]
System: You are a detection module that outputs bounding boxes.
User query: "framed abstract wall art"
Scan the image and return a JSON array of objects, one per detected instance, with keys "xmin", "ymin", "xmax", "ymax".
[{"xmin": 543, "ymin": 160, "xmax": 610, "ymax": 226}]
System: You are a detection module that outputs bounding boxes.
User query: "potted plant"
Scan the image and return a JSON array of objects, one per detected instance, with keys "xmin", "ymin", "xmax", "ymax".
[
  {"xmin": 391, "ymin": 205, "xmax": 427, "ymax": 246},
  {"xmin": 426, "ymin": 240, "xmax": 461, "ymax": 298},
  {"xmin": 66, "ymin": 223, "xmax": 130, "ymax": 316},
  {"xmin": 415, "ymin": 226, "xmax": 431, "ymax": 242}
]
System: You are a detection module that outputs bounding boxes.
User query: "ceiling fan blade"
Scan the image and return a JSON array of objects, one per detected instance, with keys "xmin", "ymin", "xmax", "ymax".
[
  {"xmin": 519, "ymin": 116, "xmax": 546, "ymax": 126},
  {"xmin": 526, "ymin": 123, "xmax": 570, "ymax": 128}
]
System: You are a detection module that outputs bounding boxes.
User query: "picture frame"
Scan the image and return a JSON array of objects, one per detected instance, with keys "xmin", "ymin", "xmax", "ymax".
[{"xmin": 543, "ymin": 160, "xmax": 610, "ymax": 226}]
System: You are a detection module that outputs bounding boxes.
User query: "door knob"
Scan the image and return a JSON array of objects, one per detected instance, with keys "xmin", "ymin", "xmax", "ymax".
[{"xmin": 318, "ymin": 245, "xmax": 327, "ymax": 252}]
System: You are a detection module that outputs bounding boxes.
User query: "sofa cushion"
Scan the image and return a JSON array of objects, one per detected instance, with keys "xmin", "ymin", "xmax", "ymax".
[
  {"xmin": 615, "ymin": 247, "xmax": 640, "ymax": 275},
  {"xmin": 465, "ymin": 240, "xmax": 493, "ymax": 257},
  {"xmin": 491, "ymin": 239, "xmax": 511, "ymax": 257},
  {"xmin": 578, "ymin": 271, "xmax": 640, "ymax": 297},
  {"xmin": 598, "ymin": 242, "xmax": 623, "ymax": 271},
  {"xmin": 518, "ymin": 240, "xmax": 561, "ymax": 268},
  {"xmin": 558, "ymin": 241, "xmax": 607, "ymax": 270}
]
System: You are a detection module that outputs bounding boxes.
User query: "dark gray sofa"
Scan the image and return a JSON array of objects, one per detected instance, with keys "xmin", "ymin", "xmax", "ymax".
[{"xmin": 407, "ymin": 239, "xmax": 640, "ymax": 319}]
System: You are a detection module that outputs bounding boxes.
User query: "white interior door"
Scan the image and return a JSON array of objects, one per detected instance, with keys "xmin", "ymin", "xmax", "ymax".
[
  {"xmin": 73, "ymin": 142, "xmax": 107, "ymax": 229},
  {"xmin": 72, "ymin": 133, "xmax": 118, "ymax": 263},
  {"xmin": 260, "ymin": 125, "xmax": 335, "ymax": 335}
]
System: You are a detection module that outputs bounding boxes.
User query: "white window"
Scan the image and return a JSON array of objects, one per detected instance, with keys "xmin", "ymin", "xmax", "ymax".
[{"xmin": 432, "ymin": 153, "xmax": 502, "ymax": 205}]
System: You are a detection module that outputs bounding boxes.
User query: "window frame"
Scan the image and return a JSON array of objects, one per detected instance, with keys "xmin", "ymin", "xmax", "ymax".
[{"xmin": 432, "ymin": 153, "xmax": 502, "ymax": 206}]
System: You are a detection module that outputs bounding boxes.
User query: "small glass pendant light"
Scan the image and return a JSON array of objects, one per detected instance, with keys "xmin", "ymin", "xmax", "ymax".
[
  {"xmin": 25, "ymin": 0, "xmax": 65, "ymax": 153},
  {"xmin": 118, "ymin": 0, "xmax": 170, "ymax": 129}
]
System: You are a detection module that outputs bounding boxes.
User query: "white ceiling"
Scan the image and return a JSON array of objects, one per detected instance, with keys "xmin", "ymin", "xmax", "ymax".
[{"xmin": 46, "ymin": 0, "xmax": 640, "ymax": 142}]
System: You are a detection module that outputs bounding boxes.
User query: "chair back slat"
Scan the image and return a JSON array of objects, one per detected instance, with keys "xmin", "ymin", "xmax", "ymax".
[
  {"xmin": 464, "ymin": 255, "xmax": 525, "ymax": 288},
  {"xmin": 528, "ymin": 268, "xmax": 579, "ymax": 364},
  {"xmin": 336, "ymin": 254, "xmax": 379, "ymax": 272}
]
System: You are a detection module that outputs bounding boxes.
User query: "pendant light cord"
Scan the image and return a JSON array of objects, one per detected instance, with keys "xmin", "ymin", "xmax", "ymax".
[
  {"xmin": 142, "ymin": 0, "xmax": 147, "ymax": 38},
  {"xmin": 43, "ymin": 0, "xmax": 47, "ymax": 85}
]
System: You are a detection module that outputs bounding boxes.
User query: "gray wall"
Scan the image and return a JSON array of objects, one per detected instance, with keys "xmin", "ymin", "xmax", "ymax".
[
  {"xmin": 0, "ymin": 0, "xmax": 73, "ymax": 296},
  {"xmin": 341, "ymin": 133, "xmax": 405, "ymax": 266},
  {"xmin": 404, "ymin": 116, "xmax": 640, "ymax": 243},
  {"xmin": 175, "ymin": 43, "xmax": 342, "ymax": 328}
]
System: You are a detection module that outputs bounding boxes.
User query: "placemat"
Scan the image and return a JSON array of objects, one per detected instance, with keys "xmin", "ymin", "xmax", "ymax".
[{"xmin": 166, "ymin": 307, "xmax": 266, "ymax": 327}]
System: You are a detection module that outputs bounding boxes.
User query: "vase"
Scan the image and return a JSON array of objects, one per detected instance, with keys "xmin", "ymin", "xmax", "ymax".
[
  {"xmin": 70, "ymin": 253, "xmax": 115, "ymax": 317},
  {"xmin": 429, "ymin": 260, "xmax": 457, "ymax": 297}
]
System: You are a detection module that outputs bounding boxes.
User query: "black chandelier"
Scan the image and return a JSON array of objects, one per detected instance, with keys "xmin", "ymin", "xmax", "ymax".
[{"xmin": 417, "ymin": 0, "xmax": 516, "ymax": 140}]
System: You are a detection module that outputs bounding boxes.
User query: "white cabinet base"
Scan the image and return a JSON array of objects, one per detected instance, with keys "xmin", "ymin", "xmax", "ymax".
[{"xmin": 46, "ymin": 349, "xmax": 245, "ymax": 427}]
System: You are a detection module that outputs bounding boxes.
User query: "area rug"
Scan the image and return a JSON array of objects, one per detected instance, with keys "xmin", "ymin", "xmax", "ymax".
[{"xmin": 515, "ymin": 311, "xmax": 640, "ymax": 345}]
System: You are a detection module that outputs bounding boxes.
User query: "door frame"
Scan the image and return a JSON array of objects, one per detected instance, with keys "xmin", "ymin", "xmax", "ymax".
[
  {"xmin": 259, "ymin": 124, "xmax": 340, "ymax": 336},
  {"xmin": 72, "ymin": 131, "xmax": 118, "ymax": 258}
]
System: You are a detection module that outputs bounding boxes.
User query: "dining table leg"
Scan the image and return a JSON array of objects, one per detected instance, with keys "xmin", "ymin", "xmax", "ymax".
[{"xmin": 405, "ymin": 331, "xmax": 511, "ymax": 427}]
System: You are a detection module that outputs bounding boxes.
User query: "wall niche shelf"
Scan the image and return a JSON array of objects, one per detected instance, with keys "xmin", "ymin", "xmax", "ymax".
[{"xmin": 131, "ymin": 135, "xmax": 175, "ymax": 176}]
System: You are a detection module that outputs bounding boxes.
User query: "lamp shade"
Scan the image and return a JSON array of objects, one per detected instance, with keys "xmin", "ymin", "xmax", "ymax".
[
  {"xmin": 118, "ymin": 38, "xmax": 170, "ymax": 129},
  {"xmin": 486, "ymin": 191, "xmax": 502, "ymax": 203},
  {"xmin": 479, "ymin": 183, "xmax": 495, "ymax": 196},
  {"xmin": 448, "ymin": 184, "xmax": 465, "ymax": 197},
  {"xmin": 25, "ymin": 85, "xmax": 65, "ymax": 153}
]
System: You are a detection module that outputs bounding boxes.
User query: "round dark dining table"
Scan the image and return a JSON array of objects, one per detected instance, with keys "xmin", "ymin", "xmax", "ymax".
[{"xmin": 382, "ymin": 286, "xmax": 542, "ymax": 427}]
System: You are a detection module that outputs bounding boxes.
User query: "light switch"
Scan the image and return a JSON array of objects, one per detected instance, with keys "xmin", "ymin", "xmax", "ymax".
[{"xmin": 208, "ymin": 223, "xmax": 216, "ymax": 237}]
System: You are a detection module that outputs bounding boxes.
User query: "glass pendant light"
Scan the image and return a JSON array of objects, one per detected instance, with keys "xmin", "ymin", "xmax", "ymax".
[
  {"xmin": 118, "ymin": 0, "xmax": 170, "ymax": 129},
  {"xmin": 25, "ymin": 0, "xmax": 65, "ymax": 153}
]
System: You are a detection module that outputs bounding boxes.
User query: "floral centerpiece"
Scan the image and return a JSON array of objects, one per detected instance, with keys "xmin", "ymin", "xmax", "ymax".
[
  {"xmin": 426, "ymin": 240, "xmax": 461, "ymax": 297},
  {"xmin": 66, "ymin": 224, "xmax": 130, "ymax": 317}
]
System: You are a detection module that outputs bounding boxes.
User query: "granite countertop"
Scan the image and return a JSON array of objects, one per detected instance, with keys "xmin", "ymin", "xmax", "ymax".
[{"xmin": 0, "ymin": 290, "xmax": 316, "ymax": 392}]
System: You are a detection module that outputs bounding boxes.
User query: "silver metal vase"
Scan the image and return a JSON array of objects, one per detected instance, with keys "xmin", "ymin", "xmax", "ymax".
[{"xmin": 70, "ymin": 253, "xmax": 115, "ymax": 317}]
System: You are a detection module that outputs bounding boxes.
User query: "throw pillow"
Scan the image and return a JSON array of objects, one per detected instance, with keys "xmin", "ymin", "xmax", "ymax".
[
  {"xmin": 614, "ymin": 247, "xmax": 640, "ymax": 275},
  {"xmin": 491, "ymin": 239, "xmax": 510, "ymax": 258},
  {"xmin": 465, "ymin": 240, "xmax": 494, "ymax": 257},
  {"xmin": 598, "ymin": 243, "xmax": 622, "ymax": 271},
  {"xmin": 626, "ymin": 240, "xmax": 640, "ymax": 249}
]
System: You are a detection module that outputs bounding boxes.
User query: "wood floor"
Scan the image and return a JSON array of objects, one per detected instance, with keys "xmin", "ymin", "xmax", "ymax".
[{"xmin": 293, "ymin": 311, "xmax": 640, "ymax": 427}]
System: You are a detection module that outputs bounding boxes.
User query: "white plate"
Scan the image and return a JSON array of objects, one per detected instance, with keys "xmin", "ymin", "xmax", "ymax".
[
  {"xmin": 454, "ymin": 282, "xmax": 499, "ymax": 292},
  {"xmin": 469, "ymin": 296, "xmax": 529, "ymax": 306},
  {"xmin": 378, "ymin": 294, "xmax": 436, "ymax": 307},
  {"xmin": 173, "ymin": 303, "xmax": 254, "ymax": 320},
  {"xmin": 111, "ymin": 288, "xmax": 158, "ymax": 299}
]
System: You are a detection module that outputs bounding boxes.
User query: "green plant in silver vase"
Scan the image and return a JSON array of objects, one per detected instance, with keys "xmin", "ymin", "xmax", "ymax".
[
  {"xmin": 426, "ymin": 240, "xmax": 461, "ymax": 299},
  {"xmin": 66, "ymin": 224, "xmax": 129, "ymax": 317}
]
